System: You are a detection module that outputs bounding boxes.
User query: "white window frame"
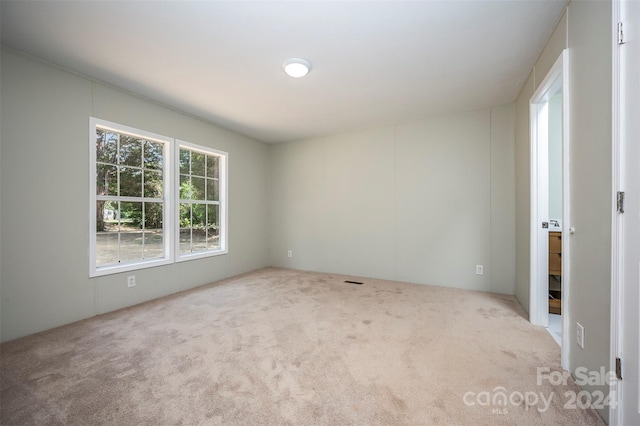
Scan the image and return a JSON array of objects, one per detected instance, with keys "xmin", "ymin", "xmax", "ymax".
[
  {"xmin": 89, "ymin": 118, "xmax": 229, "ymax": 277},
  {"xmin": 175, "ymin": 140, "xmax": 228, "ymax": 261},
  {"xmin": 89, "ymin": 117, "xmax": 174, "ymax": 277}
]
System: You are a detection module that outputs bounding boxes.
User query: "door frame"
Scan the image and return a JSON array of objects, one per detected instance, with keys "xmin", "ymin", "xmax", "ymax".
[
  {"xmin": 610, "ymin": 0, "xmax": 625, "ymax": 422},
  {"xmin": 529, "ymin": 50, "xmax": 570, "ymax": 370},
  {"xmin": 610, "ymin": 2, "xmax": 621, "ymax": 423}
]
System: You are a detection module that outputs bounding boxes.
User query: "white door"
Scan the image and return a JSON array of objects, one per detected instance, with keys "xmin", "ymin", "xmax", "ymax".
[{"xmin": 616, "ymin": 0, "xmax": 640, "ymax": 424}]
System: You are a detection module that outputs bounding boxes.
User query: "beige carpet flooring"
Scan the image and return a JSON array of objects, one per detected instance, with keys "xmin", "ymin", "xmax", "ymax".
[{"xmin": 1, "ymin": 268, "xmax": 604, "ymax": 425}]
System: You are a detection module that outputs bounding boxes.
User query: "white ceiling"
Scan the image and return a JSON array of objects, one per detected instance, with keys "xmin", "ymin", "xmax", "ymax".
[{"xmin": 1, "ymin": 1, "xmax": 567, "ymax": 143}]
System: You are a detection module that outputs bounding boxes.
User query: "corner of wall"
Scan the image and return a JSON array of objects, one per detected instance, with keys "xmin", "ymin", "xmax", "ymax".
[
  {"xmin": 490, "ymin": 104, "xmax": 516, "ymax": 295},
  {"xmin": 266, "ymin": 142, "xmax": 274, "ymax": 268},
  {"xmin": 514, "ymin": 70, "xmax": 535, "ymax": 314}
]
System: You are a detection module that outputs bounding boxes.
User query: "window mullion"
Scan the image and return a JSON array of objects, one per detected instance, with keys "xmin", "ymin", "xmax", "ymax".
[
  {"xmin": 205, "ymin": 200, "xmax": 209, "ymax": 250},
  {"xmin": 117, "ymin": 200, "xmax": 122, "ymax": 264},
  {"xmin": 141, "ymin": 201, "xmax": 146, "ymax": 259},
  {"xmin": 98, "ymin": 195, "xmax": 163, "ymax": 203},
  {"xmin": 189, "ymin": 153, "xmax": 193, "ymax": 253},
  {"xmin": 116, "ymin": 133, "xmax": 121, "ymax": 265}
]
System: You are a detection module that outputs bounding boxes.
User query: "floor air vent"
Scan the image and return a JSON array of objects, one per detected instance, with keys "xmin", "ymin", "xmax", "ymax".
[{"xmin": 344, "ymin": 280, "xmax": 364, "ymax": 285}]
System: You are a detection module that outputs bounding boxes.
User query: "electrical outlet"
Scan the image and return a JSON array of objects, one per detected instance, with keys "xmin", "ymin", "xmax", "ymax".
[
  {"xmin": 287, "ymin": 250, "xmax": 293, "ymax": 258},
  {"xmin": 577, "ymin": 322, "xmax": 585, "ymax": 349},
  {"xmin": 127, "ymin": 275, "xmax": 136, "ymax": 288},
  {"xmin": 475, "ymin": 265, "xmax": 484, "ymax": 275}
]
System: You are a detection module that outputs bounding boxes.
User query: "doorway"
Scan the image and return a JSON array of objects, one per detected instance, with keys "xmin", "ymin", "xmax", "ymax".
[
  {"xmin": 547, "ymin": 92, "xmax": 563, "ymax": 345},
  {"xmin": 529, "ymin": 50, "xmax": 570, "ymax": 370}
]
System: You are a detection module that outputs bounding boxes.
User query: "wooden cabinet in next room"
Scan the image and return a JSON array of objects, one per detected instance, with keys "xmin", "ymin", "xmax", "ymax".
[
  {"xmin": 548, "ymin": 231, "xmax": 562, "ymax": 314},
  {"xmin": 549, "ymin": 232, "xmax": 562, "ymax": 275}
]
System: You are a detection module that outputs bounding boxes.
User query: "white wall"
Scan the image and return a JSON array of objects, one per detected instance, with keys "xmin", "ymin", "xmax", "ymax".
[
  {"xmin": 567, "ymin": 3, "xmax": 612, "ymax": 421},
  {"xmin": 0, "ymin": 49, "xmax": 270, "ymax": 342},
  {"xmin": 548, "ymin": 93, "xmax": 563, "ymax": 221},
  {"xmin": 513, "ymin": 1, "xmax": 612, "ymax": 421},
  {"xmin": 270, "ymin": 105, "xmax": 515, "ymax": 294}
]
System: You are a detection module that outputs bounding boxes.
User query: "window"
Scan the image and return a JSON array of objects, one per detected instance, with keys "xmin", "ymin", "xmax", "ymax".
[
  {"xmin": 90, "ymin": 119, "xmax": 172, "ymax": 276},
  {"xmin": 90, "ymin": 118, "xmax": 227, "ymax": 277},
  {"xmin": 177, "ymin": 142, "xmax": 227, "ymax": 259}
]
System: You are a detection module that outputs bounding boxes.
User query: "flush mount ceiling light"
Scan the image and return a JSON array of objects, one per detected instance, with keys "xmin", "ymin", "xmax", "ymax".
[{"xmin": 283, "ymin": 58, "xmax": 311, "ymax": 78}]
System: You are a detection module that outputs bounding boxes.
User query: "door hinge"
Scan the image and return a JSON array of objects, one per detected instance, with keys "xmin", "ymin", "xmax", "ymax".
[
  {"xmin": 616, "ymin": 357, "xmax": 622, "ymax": 380},
  {"xmin": 617, "ymin": 191, "xmax": 625, "ymax": 213},
  {"xmin": 618, "ymin": 22, "xmax": 625, "ymax": 45}
]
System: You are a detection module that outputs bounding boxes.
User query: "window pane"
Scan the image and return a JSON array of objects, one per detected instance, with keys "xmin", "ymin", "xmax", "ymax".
[
  {"xmin": 180, "ymin": 202, "xmax": 192, "ymax": 228},
  {"xmin": 193, "ymin": 203, "xmax": 206, "ymax": 229},
  {"xmin": 192, "ymin": 177, "xmax": 205, "ymax": 201},
  {"xmin": 207, "ymin": 204, "xmax": 220, "ymax": 250},
  {"xmin": 119, "ymin": 230, "xmax": 143, "ymax": 263},
  {"xmin": 179, "ymin": 149, "xmax": 190, "ymax": 174},
  {"xmin": 180, "ymin": 228, "xmax": 191, "ymax": 254},
  {"xmin": 96, "ymin": 201, "xmax": 119, "ymax": 266},
  {"xmin": 206, "ymin": 178, "xmax": 219, "ymax": 201},
  {"xmin": 192, "ymin": 231, "xmax": 206, "ymax": 251},
  {"xmin": 192, "ymin": 152, "xmax": 205, "ymax": 177},
  {"xmin": 144, "ymin": 231, "xmax": 163, "ymax": 259},
  {"xmin": 144, "ymin": 141, "xmax": 163, "ymax": 170},
  {"xmin": 144, "ymin": 170, "xmax": 163, "ymax": 199},
  {"xmin": 207, "ymin": 155, "xmax": 219, "ymax": 179},
  {"xmin": 120, "ymin": 167, "xmax": 142, "ymax": 197},
  {"xmin": 120, "ymin": 202, "xmax": 143, "ymax": 229},
  {"xmin": 180, "ymin": 175, "xmax": 192, "ymax": 199},
  {"xmin": 207, "ymin": 204, "xmax": 219, "ymax": 228},
  {"xmin": 96, "ymin": 130, "xmax": 117, "ymax": 164},
  {"xmin": 192, "ymin": 204, "xmax": 206, "ymax": 251},
  {"xmin": 119, "ymin": 136, "xmax": 142, "ymax": 167},
  {"xmin": 96, "ymin": 232, "xmax": 119, "ymax": 266},
  {"xmin": 96, "ymin": 164, "xmax": 117, "ymax": 196},
  {"xmin": 180, "ymin": 202, "xmax": 192, "ymax": 253},
  {"xmin": 144, "ymin": 202, "xmax": 163, "ymax": 229},
  {"xmin": 119, "ymin": 202, "xmax": 143, "ymax": 263},
  {"xmin": 100, "ymin": 200, "xmax": 119, "ymax": 228},
  {"xmin": 143, "ymin": 203, "xmax": 163, "ymax": 259}
]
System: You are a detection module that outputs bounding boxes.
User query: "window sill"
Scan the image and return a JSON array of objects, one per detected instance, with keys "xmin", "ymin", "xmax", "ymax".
[
  {"xmin": 176, "ymin": 249, "xmax": 228, "ymax": 263},
  {"xmin": 90, "ymin": 257, "xmax": 173, "ymax": 278}
]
